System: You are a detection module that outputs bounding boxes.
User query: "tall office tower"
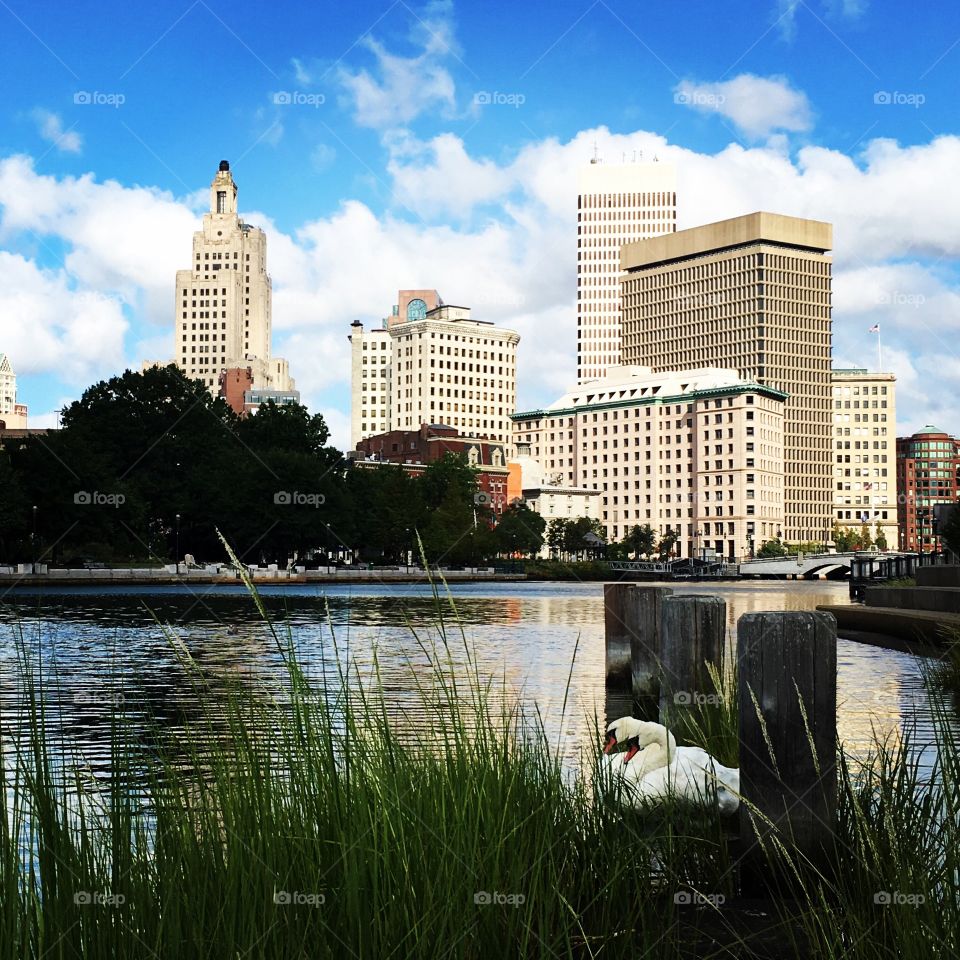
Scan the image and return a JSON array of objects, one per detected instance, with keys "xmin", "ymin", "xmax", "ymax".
[
  {"xmin": 620, "ymin": 212, "xmax": 833, "ymax": 544},
  {"xmin": 576, "ymin": 159, "xmax": 676, "ymax": 383},
  {"xmin": 830, "ymin": 368, "xmax": 897, "ymax": 547},
  {"xmin": 173, "ymin": 160, "xmax": 293, "ymax": 393}
]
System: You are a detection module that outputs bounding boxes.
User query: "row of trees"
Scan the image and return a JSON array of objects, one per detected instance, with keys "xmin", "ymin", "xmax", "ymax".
[{"xmin": 0, "ymin": 366, "xmax": 560, "ymax": 567}]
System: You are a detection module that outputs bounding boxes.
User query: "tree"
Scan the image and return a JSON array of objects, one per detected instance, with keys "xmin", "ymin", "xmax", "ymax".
[
  {"xmin": 657, "ymin": 527, "xmax": 679, "ymax": 559},
  {"xmin": 546, "ymin": 519, "xmax": 567, "ymax": 559},
  {"xmin": 623, "ymin": 523, "xmax": 656, "ymax": 559},
  {"xmin": 874, "ymin": 521, "xmax": 888, "ymax": 552},
  {"xmin": 757, "ymin": 537, "xmax": 789, "ymax": 558},
  {"xmin": 494, "ymin": 501, "xmax": 546, "ymax": 558}
]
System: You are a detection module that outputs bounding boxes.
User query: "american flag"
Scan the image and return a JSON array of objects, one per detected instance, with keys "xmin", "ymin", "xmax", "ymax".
[{"xmin": 869, "ymin": 324, "xmax": 880, "ymax": 333}]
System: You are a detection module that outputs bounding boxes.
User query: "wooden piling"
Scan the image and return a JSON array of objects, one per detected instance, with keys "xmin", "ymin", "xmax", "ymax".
[
  {"xmin": 657, "ymin": 595, "xmax": 726, "ymax": 724},
  {"xmin": 737, "ymin": 610, "xmax": 837, "ymax": 895},
  {"xmin": 603, "ymin": 583, "xmax": 634, "ymax": 688},
  {"xmin": 625, "ymin": 585, "xmax": 673, "ymax": 716}
]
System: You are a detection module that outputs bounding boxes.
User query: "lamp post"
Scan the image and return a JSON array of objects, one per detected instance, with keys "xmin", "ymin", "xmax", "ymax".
[
  {"xmin": 404, "ymin": 528, "xmax": 410, "ymax": 574},
  {"xmin": 325, "ymin": 522, "xmax": 332, "ymax": 574},
  {"xmin": 175, "ymin": 513, "xmax": 181, "ymax": 576},
  {"xmin": 31, "ymin": 505, "xmax": 37, "ymax": 573}
]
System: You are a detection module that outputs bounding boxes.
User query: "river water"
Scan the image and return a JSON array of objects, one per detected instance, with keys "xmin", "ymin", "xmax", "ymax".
[{"xmin": 0, "ymin": 580, "xmax": 948, "ymax": 774}]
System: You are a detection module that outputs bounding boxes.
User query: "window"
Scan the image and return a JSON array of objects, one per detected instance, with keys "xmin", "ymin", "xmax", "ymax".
[{"xmin": 216, "ymin": 191, "xmax": 226, "ymax": 213}]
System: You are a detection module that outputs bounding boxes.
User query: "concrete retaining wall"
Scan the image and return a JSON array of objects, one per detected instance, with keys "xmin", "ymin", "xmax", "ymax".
[{"xmin": 866, "ymin": 585, "xmax": 960, "ymax": 614}]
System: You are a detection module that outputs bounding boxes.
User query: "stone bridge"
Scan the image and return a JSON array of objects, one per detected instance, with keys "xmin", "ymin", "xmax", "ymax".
[{"xmin": 738, "ymin": 551, "xmax": 914, "ymax": 579}]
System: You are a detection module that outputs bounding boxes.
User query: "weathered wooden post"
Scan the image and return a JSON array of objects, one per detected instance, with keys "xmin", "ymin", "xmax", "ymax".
[
  {"xmin": 603, "ymin": 583, "xmax": 633, "ymax": 688},
  {"xmin": 737, "ymin": 611, "xmax": 837, "ymax": 895},
  {"xmin": 657, "ymin": 595, "xmax": 726, "ymax": 725},
  {"xmin": 626, "ymin": 585, "xmax": 673, "ymax": 716}
]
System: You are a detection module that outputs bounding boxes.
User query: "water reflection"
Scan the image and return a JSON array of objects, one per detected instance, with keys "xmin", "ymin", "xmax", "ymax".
[{"xmin": 0, "ymin": 580, "xmax": 950, "ymax": 779}]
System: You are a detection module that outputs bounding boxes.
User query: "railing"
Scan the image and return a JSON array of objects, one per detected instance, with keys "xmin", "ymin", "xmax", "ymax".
[{"xmin": 847, "ymin": 551, "xmax": 949, "ymax": 601}]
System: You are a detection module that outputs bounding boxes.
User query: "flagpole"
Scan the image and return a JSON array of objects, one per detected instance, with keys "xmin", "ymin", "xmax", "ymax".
[{"xmin": 878, "ymin": 326, "xmax": 883, "ymax": 371}]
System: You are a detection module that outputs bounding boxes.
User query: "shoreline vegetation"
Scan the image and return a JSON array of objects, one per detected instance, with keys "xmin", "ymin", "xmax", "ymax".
[{"xmin": 1, "ymin": 575, "xmax": 958, "ymax": 958}]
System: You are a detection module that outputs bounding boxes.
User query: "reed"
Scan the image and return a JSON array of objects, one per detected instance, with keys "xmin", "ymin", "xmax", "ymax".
[{"xmin": 0, "ymin": 579, "xmax": 957, "ymax": 958}]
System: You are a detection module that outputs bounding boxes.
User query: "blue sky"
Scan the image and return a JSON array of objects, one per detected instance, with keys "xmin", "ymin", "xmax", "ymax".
[{"xmin": 1, "ymin": 0, "xmax": 959, "ymax": 447}]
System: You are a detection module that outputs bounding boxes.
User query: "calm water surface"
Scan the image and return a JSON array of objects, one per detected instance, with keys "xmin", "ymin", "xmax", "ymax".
[{"xmin": 0, "ymin": 580, "xmax": 948, "ymax": 774}]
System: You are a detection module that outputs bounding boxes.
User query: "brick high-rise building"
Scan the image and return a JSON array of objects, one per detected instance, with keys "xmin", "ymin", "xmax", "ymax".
[
  {"xmin": 897, "ymin": 426, "xmax": 960, "ymax": 551},
  {"xmin": 620, "ymin": 212, "xmax": 833, "ymax": 544}
]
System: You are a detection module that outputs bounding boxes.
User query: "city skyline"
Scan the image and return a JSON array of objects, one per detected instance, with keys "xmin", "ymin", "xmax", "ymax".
[{"xmin": 0, "ymin": 0, "xmax": 958, "ymax": 449}]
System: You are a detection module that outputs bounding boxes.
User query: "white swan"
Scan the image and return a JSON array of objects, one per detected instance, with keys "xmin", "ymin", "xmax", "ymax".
[{"xmin": 602, "ymin": 717, "xmax": 740, "ymax": 815}]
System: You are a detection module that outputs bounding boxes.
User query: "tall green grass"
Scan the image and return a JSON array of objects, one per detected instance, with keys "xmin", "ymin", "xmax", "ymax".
[{"xmin": 0, "ymin": 576, "xmax": 958, "ymax": 958}]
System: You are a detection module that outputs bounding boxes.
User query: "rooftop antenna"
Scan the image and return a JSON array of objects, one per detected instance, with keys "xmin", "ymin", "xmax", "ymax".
[
  {"xmin": 632, "ymin": 150, "xmax": 637, "ymax": 162},
  {"xmin": 653, "ymin": 154, "xmax": 659, "ymax": 162},
  {"xmin": 590, "ymin": 141, "xmax": 599, "ymax": 164}
]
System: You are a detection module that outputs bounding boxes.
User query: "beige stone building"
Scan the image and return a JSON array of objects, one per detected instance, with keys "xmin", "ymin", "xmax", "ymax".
[
  {"xmin": 0, "ymin": 353, "xmax": 27, "ymax": 429},
  {"xmin": 170, "ymin": 161, "xmax": 293, "ymax": 393},
  {"xmin": 577, "ymin": 160, "xmax": 676, "ymax": 383},
  {"xmin": 511, "ymin": 366, "xmax": 785, "ymax": 559},
  {"xmin": 349, "ymin": 292, "xmax": 519, "ymax": 448},
  {"xmin": 831, "ymin": 368, "xmax": 897, "ymax": 547},
  {"xmin": 620, "ymin": 212, "xmax": 832, "ymax": 544}
]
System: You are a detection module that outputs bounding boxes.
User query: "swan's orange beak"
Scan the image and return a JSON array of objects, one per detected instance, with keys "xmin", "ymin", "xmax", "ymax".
[
  {"xmin": 603, "ymin": 733, "xmax": 617, "ymax": 754},
  {"xmin": 624, "ymin": 742, "xmax": 640, "ymax": 763}
]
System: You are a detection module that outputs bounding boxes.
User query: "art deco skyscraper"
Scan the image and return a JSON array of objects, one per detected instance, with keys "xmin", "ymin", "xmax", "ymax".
[
  {"xmin": 576, "ymin": 159, "xmax": 676, "ymax": 383},
  {"xmin": 173, "ymin": 160, "xmax": 292, "ymax": 393},
  {"xmin": 620, "ymin": 212, "xmax": 833, "ymax": 544}
]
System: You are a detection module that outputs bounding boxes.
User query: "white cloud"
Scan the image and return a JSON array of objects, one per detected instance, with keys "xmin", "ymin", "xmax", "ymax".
[
  {"xmin": 776, "ymin": 0, "xmax": 869, "ymax": 41},
  {"xmin": 0, "ymin": 251, "xmax": 127, "ymax": 384},
  {"xmin": 32, "ymin": 110, "xmax": 82, "ymax": 154},
  {"xmin": 4, "ymin": 123, "xmax": 960, "ymax": 450},
  {"xmin": 674, "ymin": 74, "xmax": 813, "ymax": 139},
  {"xmin": 336, "ymin": 2, "xmax": 459, "ymax": 129}
]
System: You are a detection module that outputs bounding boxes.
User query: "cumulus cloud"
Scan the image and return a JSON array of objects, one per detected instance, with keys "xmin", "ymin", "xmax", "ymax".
[
  {"xmin": 336, "ymin": 1, "xmax": 459, "ymax": 129},
  {"xmin": 32, "ymin": 110, "xmax": 82, "ymax": 154},
  {"xmin": 0, "ymin": 251, "xmax": 127, "ymax": 384},
  {"xmin": 3, "ymin": 124, "xmax": 960, "ymax": 450},
  {"xmin": 674, "ymin": 74, "xmax": 813, "ymax": 139}
]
